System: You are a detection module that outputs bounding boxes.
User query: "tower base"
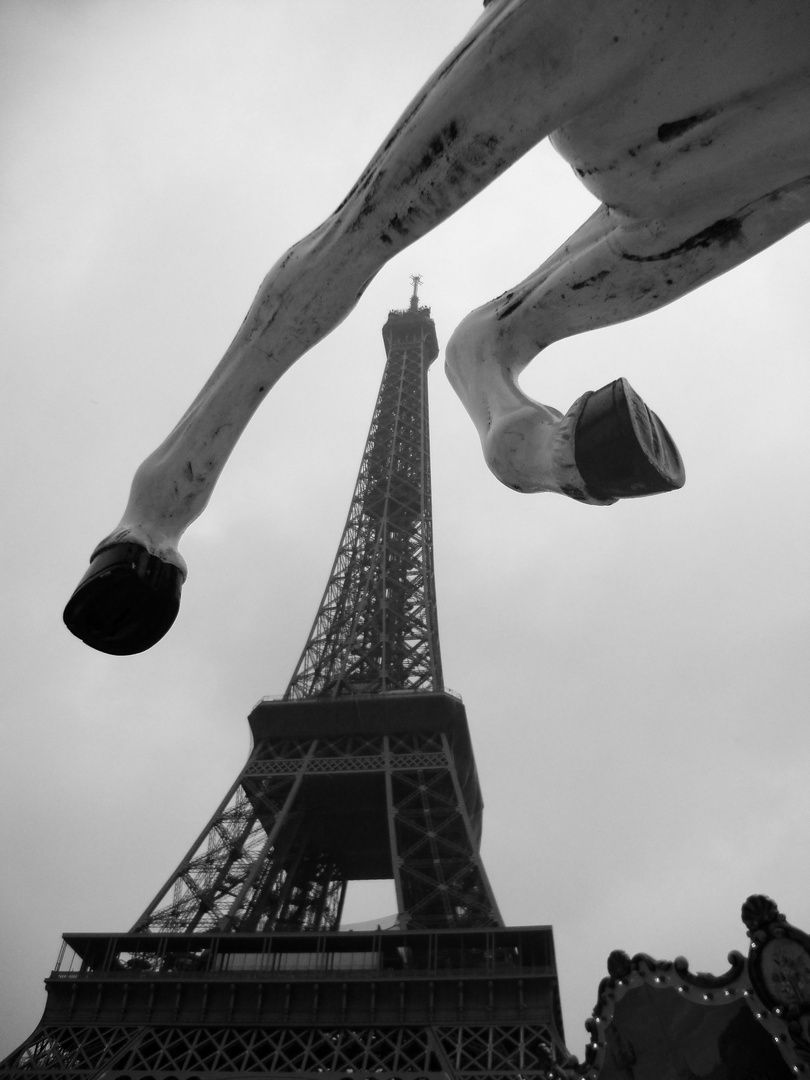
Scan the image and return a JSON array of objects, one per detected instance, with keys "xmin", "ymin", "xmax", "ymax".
[{"xmin": 2, "ymin": 926, "xmax": 568, "ymax": 1078}]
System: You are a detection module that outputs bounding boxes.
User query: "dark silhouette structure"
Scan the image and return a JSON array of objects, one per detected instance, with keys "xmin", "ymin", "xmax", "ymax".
[{"xmin": 3, "ymin": 286, "xmax": 569, "ymax": 1077}]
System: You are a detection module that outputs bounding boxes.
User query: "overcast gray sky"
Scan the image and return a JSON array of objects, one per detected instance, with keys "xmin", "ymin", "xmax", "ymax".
[{"xmin": 2, "ymin": 0, "xmax": 809, "ymax": 1059}]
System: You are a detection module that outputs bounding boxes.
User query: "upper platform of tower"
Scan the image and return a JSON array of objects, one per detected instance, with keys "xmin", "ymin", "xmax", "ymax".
[{"xmin": 383, "ymin": 276, "xmax": 439, "ymax": 364}]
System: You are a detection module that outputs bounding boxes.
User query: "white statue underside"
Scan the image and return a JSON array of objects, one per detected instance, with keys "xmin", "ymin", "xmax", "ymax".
[{"xmin": 65, "ymin": 0, "xmax": 810, "ymax": 654}]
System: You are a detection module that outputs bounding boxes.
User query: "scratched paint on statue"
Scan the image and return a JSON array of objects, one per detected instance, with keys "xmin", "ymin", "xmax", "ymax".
[{"xmin": 63, "ymin": 0, "xmax": 810, "ymax": 655}]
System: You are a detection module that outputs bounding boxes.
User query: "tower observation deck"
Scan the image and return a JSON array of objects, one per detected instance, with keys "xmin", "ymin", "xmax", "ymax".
[{"xmin": 1, "ymin": 284, "xmax": 569, "ymax": 1078}]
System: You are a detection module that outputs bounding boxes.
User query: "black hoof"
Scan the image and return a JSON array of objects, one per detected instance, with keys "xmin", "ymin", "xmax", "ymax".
[
  {"xmin": 574, "ymin": 378, "xmax": 685, "ymax": 501},
  {"xmin": 63, "ymin": 542, "xmax": 183, "ymax": 655}
]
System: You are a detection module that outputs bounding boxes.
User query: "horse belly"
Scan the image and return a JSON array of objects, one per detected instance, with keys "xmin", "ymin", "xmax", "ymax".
[{"xmin": 551, "ymin": 72, "xmax": 810, "ymax": 228}]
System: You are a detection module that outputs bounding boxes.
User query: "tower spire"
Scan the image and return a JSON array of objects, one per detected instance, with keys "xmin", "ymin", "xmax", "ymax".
[{"xmin": 409, "ymin": 273, "xmax": 422, "ymax": 311}]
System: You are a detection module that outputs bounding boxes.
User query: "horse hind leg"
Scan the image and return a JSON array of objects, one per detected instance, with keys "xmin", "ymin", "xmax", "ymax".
[
  {"xmin": 448, "ymin": 168, "xmax": 810, "ymax": 504},
  {"xmin": 446, "ymin": 312, "xmax": 684, "ymax": 506},
  {"xmin": 445, "ymin": 205, "xmax": 697, "ymax": 504}
]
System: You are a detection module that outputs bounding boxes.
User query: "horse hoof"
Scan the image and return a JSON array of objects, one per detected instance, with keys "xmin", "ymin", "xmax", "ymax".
[
  {"xmin": 574, "ymin": 378, "xmax": 685, "ymax": 500},
  {"xmin": 63, "ymin": 542, "xmax": 183, "ymax": 655}
]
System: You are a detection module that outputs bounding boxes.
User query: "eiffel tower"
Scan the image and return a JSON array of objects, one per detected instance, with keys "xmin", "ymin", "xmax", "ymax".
[{"xmin": 2, "ymin": 281, "xmax": 570, "ymax": 1078}]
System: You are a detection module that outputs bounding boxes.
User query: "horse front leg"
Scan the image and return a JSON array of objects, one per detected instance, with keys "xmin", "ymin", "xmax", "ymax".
[
  {"xmin": 104, "ymin": 222, "xmax": 375, "ymax": 561},
  {"xmin": 62, "ymin": 213, "xmax": 389, "ymax": 654}
]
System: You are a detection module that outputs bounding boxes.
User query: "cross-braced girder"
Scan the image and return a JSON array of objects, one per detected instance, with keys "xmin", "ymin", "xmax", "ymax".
[
  {"xmin": 286, "ymin": 305, "xmax": 442, "ymax": 700},
  {"xmin": 132, "ymin": 695, "xmax": 501, "ymax": 934},
  {"xmin": 132, "ymin": 741, "xmax": 347, "ymax": 935},
  {"xmin": 4, "ymin": 1021, "xmax": 569, "ymax": 1078}
]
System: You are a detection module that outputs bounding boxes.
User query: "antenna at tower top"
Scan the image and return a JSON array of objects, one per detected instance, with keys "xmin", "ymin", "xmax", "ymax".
[{"xmin": 409, "ymin": 274, "xmax": 423, "ymax": 310}]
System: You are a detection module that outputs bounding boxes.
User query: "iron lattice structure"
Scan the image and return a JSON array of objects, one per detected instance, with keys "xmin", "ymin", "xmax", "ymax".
[
  {"xmin": 129, "ymin": 693, "xmax": 500, "ymax": 936},
  {"xmin": 2, "ymin": 288, "xmax": 569, "ymax": 1078},
  {"xmin": 286, "ymin": 290, "xmax": 443, "ymax": 699},
  {"xmin": 12, "ymin": 925, "xmax": 567, "ymax": 1079}
]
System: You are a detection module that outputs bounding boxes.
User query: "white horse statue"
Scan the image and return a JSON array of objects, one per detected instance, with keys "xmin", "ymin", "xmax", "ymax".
[{"xmin": 64, "ymin": 0, "xmax": 810, "ymax": 654}]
